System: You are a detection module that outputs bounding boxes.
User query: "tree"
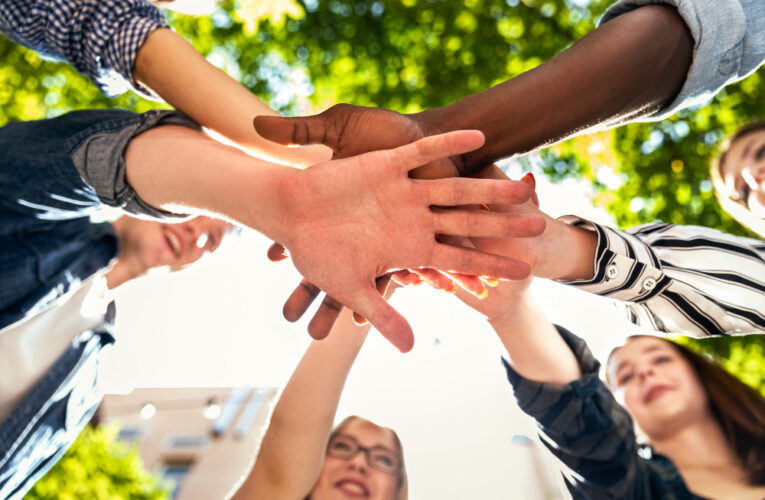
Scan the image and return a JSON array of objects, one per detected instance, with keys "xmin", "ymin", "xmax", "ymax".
[{"xmin": 24, "ymin": 425, "xmax": 169, "ymax": 500}]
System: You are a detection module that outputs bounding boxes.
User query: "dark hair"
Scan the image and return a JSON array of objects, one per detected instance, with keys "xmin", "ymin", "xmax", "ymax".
[
  {"xmin": 609, "ymin": 338, "xmax": 765, "ymax": 485},
  {"xmin": 671, "ymin": 342, "xmax": 765, "ymax": 485}
]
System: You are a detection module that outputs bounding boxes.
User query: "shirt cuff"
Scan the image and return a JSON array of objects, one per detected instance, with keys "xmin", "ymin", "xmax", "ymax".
[
  {"xmin": 69, "ymin": 109, "xmax": 201, "ymax": 219},
  {"xmin": 555, "ymin": 216, "xmax": 670, "ymax": 303},
  {"xmin": 600, "ymin": 0, "xmax": 753, "ymax": 121},
  {"xmin": 501, "ymin": 325, "xmax": 601, "ymax": 424},
  {"xmin": 100, "ymin": 14, "xmax": 168, "ymax": 98}
]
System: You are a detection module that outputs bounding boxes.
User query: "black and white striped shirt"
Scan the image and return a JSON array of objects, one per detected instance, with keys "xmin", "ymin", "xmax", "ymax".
[{"xmin": 558, "ymin": 216, "xmax": 765, "ymax": 337}]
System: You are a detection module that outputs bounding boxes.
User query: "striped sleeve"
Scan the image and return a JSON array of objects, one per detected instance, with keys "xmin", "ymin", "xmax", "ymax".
[
  {"xmin": 557, "ymin": 216, "xmax": 765, "ymax": 337},
  {"xmin": 503, "ymin": 326, "xmax": 686, "ymax": 499},
  {"xmin": 0, "ymin": 0, "xmax": 168, "ymax": 97}
]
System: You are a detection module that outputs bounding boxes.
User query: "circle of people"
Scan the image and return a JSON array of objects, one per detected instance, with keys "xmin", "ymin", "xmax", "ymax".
[{"xmin": 0, "ymin": 0, "xmax": 763, "ymax": 499}]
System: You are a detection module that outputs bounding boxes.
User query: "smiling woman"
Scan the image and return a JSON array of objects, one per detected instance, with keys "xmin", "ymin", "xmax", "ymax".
[{"xmin": 231, "ymin": 298, "xmax": 409, "ymax": 500}]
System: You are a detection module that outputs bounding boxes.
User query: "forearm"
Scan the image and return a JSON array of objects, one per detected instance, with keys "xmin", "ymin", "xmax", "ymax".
[
  {"xmin": 124, "ymin": 123, "xmax": 293, "ymax": 241},
  {"xmin": 134, "ymin": 28, "xmax": 331, "ymax": 166},
  {"xmin": 417, "ymin": 5, "xmax": 692, "ymax": 174},
  {"xmin": 233, "ymin": 309, "xmax": 369, "ymax": 499},
  {"xmin": 489, "ymin": 291, "xmax": 581, "ymax": 385}
]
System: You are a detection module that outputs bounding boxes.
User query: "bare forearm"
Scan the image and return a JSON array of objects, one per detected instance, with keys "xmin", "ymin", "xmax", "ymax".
[
  {"xmin": 134, "ymin": 29, "xmax": 331, "ymax": 166},
  {"xmin": 233, "ymin": 310, "xmax": 369, "ymax": 499},
  {"xmin": 123, "ymin": 124, "xmax": 292, "ymax": 241},
  {"xmin": 418, "ymin": 5, "xmax": 693, "ymax": 174},
  {"xmin": 490, "ymin": 292, "xmax": 581, "ymax": 385}
]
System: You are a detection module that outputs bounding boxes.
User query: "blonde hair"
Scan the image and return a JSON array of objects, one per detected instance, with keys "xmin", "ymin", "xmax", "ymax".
[
  {"xmin": 310, "ymin": 416, "xmax": 409, "ymax": 500},
  {"xmin": 710, "ymin": 122, "xmax": 765, "ymax": 237}
]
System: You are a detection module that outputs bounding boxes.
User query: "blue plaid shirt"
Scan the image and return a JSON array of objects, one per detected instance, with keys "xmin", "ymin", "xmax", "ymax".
[
  {"xmin": 504, "ymin": 327, "xmax": 706, "ymax": 500},
  {"xmin": 0, "ymin": 0, "xmax": 168, "ymax": 97}
]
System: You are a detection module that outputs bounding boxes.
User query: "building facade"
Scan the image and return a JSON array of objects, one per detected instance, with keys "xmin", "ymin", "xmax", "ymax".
[{"xmin": 98, "ymin": 386, "xmax": 276, "ymax": 500}]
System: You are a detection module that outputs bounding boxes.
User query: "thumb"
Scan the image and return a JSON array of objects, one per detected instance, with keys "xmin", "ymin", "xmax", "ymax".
[
  {"xmin": 254, "ymin": 114, "xmax": 331, "ymax": 148},
  {"xmin": 351, "ymin": 287, "xmax": 414, "ymax": 353}
]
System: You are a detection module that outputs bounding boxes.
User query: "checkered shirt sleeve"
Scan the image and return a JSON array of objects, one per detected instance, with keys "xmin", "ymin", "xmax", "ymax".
[{"xmin": 0, "ymin": 0, "xmax": 168, "ymax": 97}]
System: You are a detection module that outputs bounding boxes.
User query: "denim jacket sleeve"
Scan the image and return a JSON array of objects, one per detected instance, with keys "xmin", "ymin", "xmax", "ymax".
[
  {"xmin": 0, "ymin": 0, "xmax": 168, "ymax": 97},
  {"xmin": 0, "ymin": 109, "xmax": 200, "ymax": 231},
  {"xmin": 502, "ymin": 326, "xmax": 694, "ymax": 499},
  {"xmin": 600, "ymin": 0, "xmax": 765, "ymax": 121}
]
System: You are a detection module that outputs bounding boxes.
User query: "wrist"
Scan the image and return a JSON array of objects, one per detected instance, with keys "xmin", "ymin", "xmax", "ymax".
[{"xmin": 545, "ymin": 218, "xmax": 597, "ymax": 281}]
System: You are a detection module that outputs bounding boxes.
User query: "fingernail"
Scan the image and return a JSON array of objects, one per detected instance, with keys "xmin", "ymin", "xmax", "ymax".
[
  {"xmin": 482, "ymin": 277, "xmax": 500, "ymax": 287},
  {"xmin": 447, "ymin": 284, "xmax": 457, "ymax": 294},
  {"xmin": 475, "ymin": 286, "xmax": 488, "ymax": 299}
]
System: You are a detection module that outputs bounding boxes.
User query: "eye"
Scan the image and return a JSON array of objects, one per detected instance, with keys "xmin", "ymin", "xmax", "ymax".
[
  {"xmin": 330, "ymin": 441, "xmax": 353, "ymax": 452},
  {"xmin": 617, "ymin": 372, "xmax": 633, "ymax": 386},
  {"xmin": 371, "ymin": 450, "xmax": 398, "ymax": 470},
  {"xmin": 654, "ymin": 355, "xmax": 672, "ymax": 365},
  {"xmin": 755, "ymin": 143, "xmax": 765, "ymax": 161}
]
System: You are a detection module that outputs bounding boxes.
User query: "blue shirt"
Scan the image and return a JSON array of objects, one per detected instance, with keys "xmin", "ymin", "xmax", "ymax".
[
  {"xmin": 602, "ymin": 0, "xmax": 765, "ymax": 121},
  {"xmin": 0, "ymin": 109, "xmax": 196, "ymax": 499}
]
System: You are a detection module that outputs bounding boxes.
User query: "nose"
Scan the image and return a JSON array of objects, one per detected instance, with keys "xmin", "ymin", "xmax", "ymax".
[
  {"xmin": 347, "ymin": 450, "xmax": 369, "ymax": 473},
  {"xmin": 634, "ymin": 362, "xmax": 655, "ymax": 382},
  {"xmin": 744, "ymin": 163, "xmax": 765, "ymax": 187}
]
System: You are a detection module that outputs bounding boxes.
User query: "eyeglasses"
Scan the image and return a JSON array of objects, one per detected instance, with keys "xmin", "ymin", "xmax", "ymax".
[{"xmin": 326, "ymin": 434, "xmax": 401, "ymax": 475}]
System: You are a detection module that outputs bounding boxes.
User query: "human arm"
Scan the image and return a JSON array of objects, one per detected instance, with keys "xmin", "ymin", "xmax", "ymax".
[
  {"xmin": 0, "ymin": 0, "xmax": 330, "ymax": 166},
  {"xmin": 465, "ymin": 167, "xmax": 765, "ymax": 336},
  {"xmin": 133, "ymin": 28, "xmax": 331, "ymax": 165},
  {"xmin": 450, "ymin": 271, "xmax": 670, "ymax": 498},
  {"xmin": 34, "ymin": 109, "xmax": 539, "ymax": 350},
  {"xmin": 254, "ymin": 4, "xmax": 696, "ymax": 178},
  {"xmin": 231, "ymin": 307, "xmax": 373, "ymax": 500}
]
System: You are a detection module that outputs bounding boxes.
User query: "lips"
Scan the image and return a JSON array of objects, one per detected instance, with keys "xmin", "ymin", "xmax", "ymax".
[
  {"xmin": 644, "ymin": 384, "xmax": 671, "ymax": 404},
  {"xmin": 162, "ymin": 226, "xmax": 184, "ymax": 258},
  {"xmin": 335, "ymin": 478, "xmax": 370, "ymax": 498}
]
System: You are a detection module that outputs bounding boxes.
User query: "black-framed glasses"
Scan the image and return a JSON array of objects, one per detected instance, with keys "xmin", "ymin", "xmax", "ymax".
[{"xmin": 326, "ymin": 434, "xmax": 401, "ymax": 475}]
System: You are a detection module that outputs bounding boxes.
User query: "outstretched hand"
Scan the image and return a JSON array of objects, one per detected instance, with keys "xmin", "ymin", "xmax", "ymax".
[
  {"xmin": 268, "ymin": 130, "xmax": 545, "ymax": 352},
  {"xmin": 254, "ymin": 103, "xmax": 462, "ymax": 179},
  {"xmin": 258, "ymin": 103, "xmax": 485, "ymax": 337}
]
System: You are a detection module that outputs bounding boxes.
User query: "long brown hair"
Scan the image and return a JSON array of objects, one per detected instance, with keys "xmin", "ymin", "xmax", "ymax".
[
  {"xmin": 610, "ymin": 337, "xmax": 765, "ymax": 485},
  {"xmin": 308, "ymin": 416, "xmax": 409, "ymax": 500}
]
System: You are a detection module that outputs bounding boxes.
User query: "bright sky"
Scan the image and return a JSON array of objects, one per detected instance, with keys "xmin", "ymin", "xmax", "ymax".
[{"xmin": 101, "ymin": 160, "xmax": 654, "ymax": 499}]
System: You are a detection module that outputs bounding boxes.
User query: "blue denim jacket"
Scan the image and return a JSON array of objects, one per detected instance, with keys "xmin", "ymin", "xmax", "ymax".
[{"xmin": 0, "ymin": 109, "xmax": 195, "ymax": 499}]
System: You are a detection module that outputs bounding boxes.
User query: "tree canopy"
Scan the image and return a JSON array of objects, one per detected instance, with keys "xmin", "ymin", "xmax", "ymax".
[{"xmin": 23, "ymin": 425, "xmax": 169, "ymax": 500}]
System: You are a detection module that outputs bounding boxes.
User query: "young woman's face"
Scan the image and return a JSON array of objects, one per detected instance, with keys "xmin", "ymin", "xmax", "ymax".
[
  {"xmin": 311, "ymin": 419, "xmax": 400, "ymax": 500},
  {"xmin": 720, "ymin": 129, "xmax": 765, "ymax": 220},
  {"xmin": 132, "ymin": 215, "xmax": 230, "ymax": 270},
  {"xmin": 608, "ymin": 337, "xmax": 709, "ymax": 440}
]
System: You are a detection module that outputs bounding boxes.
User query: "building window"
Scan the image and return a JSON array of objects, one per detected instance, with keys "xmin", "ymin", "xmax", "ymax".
[
  {"xmin": 161, "ymin": 459, "xmax": 194, "ymax": 500},
  {"xmin": 166, "ymin": 435, "xmax": 209, "ymax": 448},
  {"xmin": 117, "ymin": 426, "xmax": 145, "ymax": 441}
]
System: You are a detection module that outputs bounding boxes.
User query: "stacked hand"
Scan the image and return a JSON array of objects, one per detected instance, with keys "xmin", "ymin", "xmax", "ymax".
[
  {"xmin": 267, "ymin": 129, "xmax": 544, "ymax": 352},
  {"xmin": 257, "ymin": 104, "xmax": 519, "ymax": 340}
]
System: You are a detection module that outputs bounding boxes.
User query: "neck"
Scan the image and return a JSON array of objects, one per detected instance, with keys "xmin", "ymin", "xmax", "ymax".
[
  {"xmin": 650, "ymin": 415, "xmax": 740, "ymax": 471},
  {"xmin": 106, "ymin": 218, "xmax": 150, "ymax": 289}
]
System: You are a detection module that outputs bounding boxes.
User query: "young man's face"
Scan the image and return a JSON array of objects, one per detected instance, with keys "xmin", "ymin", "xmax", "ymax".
[
  {"xmin": 720, "ymin": 129, "xmax": 765, "ymax": 220},
  {"xmin": 135, "ymin": 215, "xmax": 231, "ymax": 271}
]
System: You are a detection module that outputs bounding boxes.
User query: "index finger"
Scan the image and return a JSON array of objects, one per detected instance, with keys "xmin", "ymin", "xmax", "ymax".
[{"xmin": 389, "ymin": 130, "xmax": 485, "ymax": 174}]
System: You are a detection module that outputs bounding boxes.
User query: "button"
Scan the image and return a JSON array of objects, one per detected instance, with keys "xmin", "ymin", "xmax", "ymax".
[
  {"xmin": 606, "ymin": 264, "xmax": 618, "ymax": 280},
  {"xmin": 642, "ymin": 278, "xmax": 657, "ymax": 291}
]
